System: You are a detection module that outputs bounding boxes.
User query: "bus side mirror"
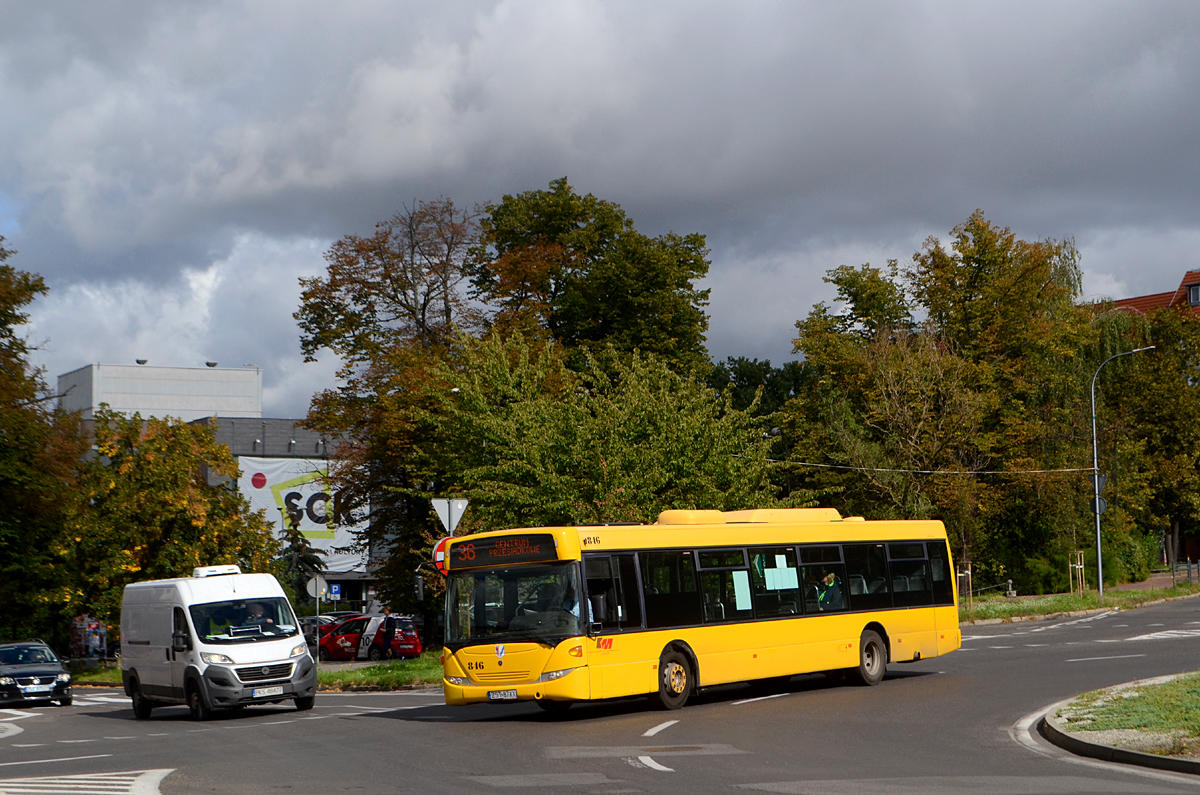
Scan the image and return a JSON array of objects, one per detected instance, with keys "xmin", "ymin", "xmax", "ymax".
[{"xmin": 587, "ymin": 622, "xmax": 602, "ymax": 637}]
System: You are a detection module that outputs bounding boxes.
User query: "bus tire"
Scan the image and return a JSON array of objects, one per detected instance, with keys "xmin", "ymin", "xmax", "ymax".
[
  {"xmin": 130, "ymin": 679, "xmax": 153, "ymax": 719},
  {"xmin": 535, "ymin": 699, "xmax": 571, "ymax": 714},
  {"xmin": 652, "ymin": 650, "xmax": 692, "ymax": 710},
  {"xmin": 852, "ymin": 630, "xmax": 886, "ymax": 686}
]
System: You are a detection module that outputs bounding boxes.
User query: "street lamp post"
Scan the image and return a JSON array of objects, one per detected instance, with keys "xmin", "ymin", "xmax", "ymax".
[{"xmin": 1090, "ymin": 346, "xmax": 1155, "ymax": 604}]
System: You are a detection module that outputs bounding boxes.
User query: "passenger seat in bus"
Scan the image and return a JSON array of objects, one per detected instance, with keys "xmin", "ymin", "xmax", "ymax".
[{"xmin": 849, "ymin": 575, "xmax": 867, "ymax": 595}]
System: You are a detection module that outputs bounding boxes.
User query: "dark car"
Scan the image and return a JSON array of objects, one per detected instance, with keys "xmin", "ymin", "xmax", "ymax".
[
  {"xmin": 0, "ymin": 640, "xmax": 72, "ymax": 707},
  {"xmin": 299, "ymin": 615, "xmax": 335, "ymax": 646}
]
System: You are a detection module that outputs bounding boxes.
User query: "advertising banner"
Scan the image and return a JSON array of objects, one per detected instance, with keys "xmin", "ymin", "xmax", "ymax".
[{"xmin": 238, "ymin": 456, "xmax": 367, "ymax": 573}]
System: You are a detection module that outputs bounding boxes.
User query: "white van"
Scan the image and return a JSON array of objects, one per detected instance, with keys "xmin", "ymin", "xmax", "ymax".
[{"xmin": 120, "ymin": 565, "xmax": 317, "ymax": 720}]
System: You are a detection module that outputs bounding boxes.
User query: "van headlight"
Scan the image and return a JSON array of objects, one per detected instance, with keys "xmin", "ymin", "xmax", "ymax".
[
  {"xmin": 445, "ymin": 676, "xmax": 470, "ymax": 686},
  {"xmin": 56, "ymin": 673, "xmax": 71, "ymax": 683},
  {"xmin": 200, "ymin": 652, "xmax": 234, "ymax": 665},
  {"xmin": 537, "ymin": 668, "xmax": 575, "ymax": 682},
  {"xmin": 290, "ymin": 643, "xmax": 308, "ymax": 657}
]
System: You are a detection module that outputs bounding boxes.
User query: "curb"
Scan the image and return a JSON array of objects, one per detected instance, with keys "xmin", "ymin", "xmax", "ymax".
[
  {"xmin": 318, "ymin": 684, "xmax": 440, "ymax": 692},
  {"xmin": 960, "ymin": 588, "xmax": 1200, "ymax": 626},
  {"xmin": 1040, "ymin": 681, "xmax": 1200, "ymax": 776}
]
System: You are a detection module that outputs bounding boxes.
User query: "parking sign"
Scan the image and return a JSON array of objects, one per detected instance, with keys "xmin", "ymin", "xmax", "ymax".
[{"xmin": 330, "ymin": 583, "xmax": 341, "ymax": 601}]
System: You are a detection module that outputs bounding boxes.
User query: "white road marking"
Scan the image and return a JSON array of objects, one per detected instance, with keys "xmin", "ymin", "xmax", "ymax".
[
  {"xmin": 0, "ymin": 754, "xmax": 111, "ymax": 768},
  {"xmin": 636, "ymin": 756, "xmax": 674, "ymax": 772},
  {"xmin": 731, "ymin": 693, "xmax": 788, "ymax": 705},
  {"xmin": 1066, "ymin": 654, "xmax": 1147, "ymax": 663},
  {"xmin": 1024, "ymin": 644, "xmax": 1047, "ymax": 647},
  {"xmin": 104, "ymin": 736, "xmax": 137, "ymax": 740},
  {"xmin": 987, "ymin": 646, "xmax": 1012, "ymax": 649},
  {"xmin": 0, "ymin": 710, "xmax": 41, "ymax": 721},
  {"xmin": 1149, "ymin": 623, "xmax": 1165, "ymax": 626},
  {"xmin": 56, "ymin": 739, "xmax": 97, "ymax": 743},
  {"xmin": 0, "ymin": 768, "xmax": 172, "ymax": 794},
  {"xmin": 643, "ymin": 720, "xmax": 678, "ymax": 737},
  {"xmin": 0, "ymin": 726, "xmax": 22, "ymax": 740},
  {"xmin": 1095, "ymin": 639, "xmax": 1121, "ymax": 643},
  {"xmin": 1127, "ymin": 628, "xmax": 1200, "ymax": 641},
  {"xmin": 1113, "ymin": 624, "xmax": 1129, "ymax": 627}
]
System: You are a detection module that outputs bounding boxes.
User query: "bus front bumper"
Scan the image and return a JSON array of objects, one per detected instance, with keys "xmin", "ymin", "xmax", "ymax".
[{"xmin": 443, "ymin": 667, "xmax": 589, "ymax": 706}]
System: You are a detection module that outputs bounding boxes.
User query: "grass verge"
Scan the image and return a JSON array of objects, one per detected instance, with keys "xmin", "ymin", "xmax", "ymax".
[
  {"xmin": 1057, "ymin": 672, "xmax": 1200, "ymax": 758},
  {"xmin": 318, "ymin": 651, "xmax": 442, "ymax": 690},
  {"xmin": 959, "ymin": 582, "xmax": 1200, "ymax": 623},
  {"xmin": 72, "ymin": 665, "xmax": 122, "ymax": 685}
]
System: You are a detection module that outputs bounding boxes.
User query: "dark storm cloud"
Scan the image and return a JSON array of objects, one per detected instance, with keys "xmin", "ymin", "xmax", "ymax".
[{"xmin": 3, "ymin": 1, "xmax": 1199, "ymax": 413}]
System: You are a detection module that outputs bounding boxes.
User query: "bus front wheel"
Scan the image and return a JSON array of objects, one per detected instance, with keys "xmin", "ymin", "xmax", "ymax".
[
  {"xmin": 852, "ymin": 630, "xmax": 886, "ymax": 686},
  {"xmin": 652, "ymin": 650, "xmax": 692, "ymax": 710}
]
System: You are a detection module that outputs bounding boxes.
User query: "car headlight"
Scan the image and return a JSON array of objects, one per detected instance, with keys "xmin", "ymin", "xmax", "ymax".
[
  {"xmin": 56, "ymin": 673, "xmax": 71, "ymax": 683},
  {"xmin": 445, "ymin": 676, "xmax": 470, "ymax": 686},
  {"xmin": 200, "ymin": 652, "xmax": 234, "ymax": 665},
  {"xmin": 290, "ymin": 643, "xmax": 308, "ymax": 657},
  {"xmin": 0, "ymin": 676, "xmax": 13, "ymax": 685},
  {"xmin": 537, "ymin": 668, "xmax": 575, "ymax": 683}
]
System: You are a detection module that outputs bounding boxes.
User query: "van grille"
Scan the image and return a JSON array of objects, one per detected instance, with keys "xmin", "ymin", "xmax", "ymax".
[
  {"xmin": 473, "ymin": 671, "xmax": 529, "ymax": 684},
  {"xmin": 236, "ymin": 663, "xmax": 293, "ymax": 683}
]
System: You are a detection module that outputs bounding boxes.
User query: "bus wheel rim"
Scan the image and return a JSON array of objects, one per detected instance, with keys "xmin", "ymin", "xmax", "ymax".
[{"xmin": 666, "ymin": 663, "xmax": 686, "ymax": 694}]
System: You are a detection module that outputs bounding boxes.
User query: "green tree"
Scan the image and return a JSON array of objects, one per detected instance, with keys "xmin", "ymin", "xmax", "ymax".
[
  {"xmin": 411, "ymin": 333, "xmax": 809, "ymax": 532},
  {"xmin": 0, "ymin": 238, "xmax": 88, "ymax": 644},
  {"xmin": 470, "ymin": 177, "xmax": 712, "ymax": 371},
  {"xmin": 706, "ymin": 357, "xmax": 806, "ymax": 417},
  {"xmin": 62, "ymin": 410, "xmax": 280, "ymax": 623}
]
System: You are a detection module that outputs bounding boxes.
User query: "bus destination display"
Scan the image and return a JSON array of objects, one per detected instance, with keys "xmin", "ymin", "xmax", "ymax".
[{"xmin": 448, "ymin": 534, "xmax": 558, "ymax": 569}]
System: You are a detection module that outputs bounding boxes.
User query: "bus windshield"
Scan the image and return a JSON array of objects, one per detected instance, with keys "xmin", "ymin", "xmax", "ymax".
[{"xmin": 446, "ymin": 562, "xmax": 582, "ymax": 649}]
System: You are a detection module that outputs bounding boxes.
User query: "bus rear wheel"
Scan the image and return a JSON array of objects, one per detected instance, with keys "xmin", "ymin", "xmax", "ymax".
[
  {"xmin": 652, "ymin": 650, "xmax": 692, "ymax": 710},
  {"xmin": 852, "ymin": 630, "xmax": 886, "ymax": 686}
]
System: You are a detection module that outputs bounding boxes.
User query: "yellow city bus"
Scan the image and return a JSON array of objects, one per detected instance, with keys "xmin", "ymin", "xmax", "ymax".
[{"xmin": 439, "ymin": 508, "xmax": 959, "ymax": 711}]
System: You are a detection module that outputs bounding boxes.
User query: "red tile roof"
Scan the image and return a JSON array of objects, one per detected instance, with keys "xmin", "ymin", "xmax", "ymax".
[{"xmin": 1112, "ymin": 271, "xmax": 1200, "ymax": 315}]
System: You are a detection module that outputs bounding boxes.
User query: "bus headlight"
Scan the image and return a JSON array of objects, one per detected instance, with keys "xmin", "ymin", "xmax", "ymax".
[
  {"xmin": 537, "ymin": 668, "xmax": 575, "ymax": 683},
  {"xmin": 445, "ymin": 676, "xmax": 470, "ymax": 686}
]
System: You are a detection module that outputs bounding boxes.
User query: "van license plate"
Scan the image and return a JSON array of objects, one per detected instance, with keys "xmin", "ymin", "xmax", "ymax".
[
  {"xmin": 22, "ymin": 684, "xmax": 52, "ymax": 693},
  {"xmin": 252, "ymin": 686, "xmax": 284, "ymax": 698},
  {"xmin": 487, "ymin": 689, "xmax": 518, "ymax": 701}
]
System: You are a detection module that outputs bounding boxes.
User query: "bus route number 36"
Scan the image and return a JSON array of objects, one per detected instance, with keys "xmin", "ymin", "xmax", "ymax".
[{"xmin": 456, "ymin": 543, "xmax": 476, "ymax": 562}]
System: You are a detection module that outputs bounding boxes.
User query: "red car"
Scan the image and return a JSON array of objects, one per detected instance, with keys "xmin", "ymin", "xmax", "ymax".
[
  {"xmin": 370, "ymin": 617, "xmax": 422, "ymax": 660},
  {"xmin": 316, "ymin": 615, "xmax": 371, "ymax": 661}
]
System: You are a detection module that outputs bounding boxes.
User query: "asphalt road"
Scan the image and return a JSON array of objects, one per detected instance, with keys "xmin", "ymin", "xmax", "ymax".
[{"xmin": 3, "ymin": 599, "xmax": 1200, "ymax": 794}]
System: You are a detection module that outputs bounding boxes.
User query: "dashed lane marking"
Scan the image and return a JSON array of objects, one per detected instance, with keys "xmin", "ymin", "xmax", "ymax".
[
  {"xmin": 1127, "ymin": 628, "xmax": 1200, "ymax": 641},
  {"xmin": 0, "ymin": 754, "xmax": 111, "ymax": 768},
  {"xmin": 643, "ymin": 720, "xmax": 678, "ymax": 737},
  {"xmin": 1066, "ymin": 654, "xmax": 1147, "ymax": 663},
  {"xmin": 0, "ymin": 768, "xmax": 171, "ymax": 794},
  {"xmin": 731, "ymin": 693, "xmax": 789, "ymax": 705}
]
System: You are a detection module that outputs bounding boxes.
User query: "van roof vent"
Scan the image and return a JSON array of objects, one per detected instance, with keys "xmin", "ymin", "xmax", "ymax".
[{"xmin": 193, "ymin": 565, "xmax": 242, "ymax": 578}]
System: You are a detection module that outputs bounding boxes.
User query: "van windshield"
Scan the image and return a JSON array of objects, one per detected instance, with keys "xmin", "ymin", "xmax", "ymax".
[{"xmin": 189, "ymin": 598, "xmax": 299, "ymax": 644}]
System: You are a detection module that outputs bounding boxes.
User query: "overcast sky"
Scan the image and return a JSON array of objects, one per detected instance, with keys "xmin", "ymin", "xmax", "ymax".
[{"xmin": 3, "ymin": 1, "xmax": 1199, "ymax": 417}]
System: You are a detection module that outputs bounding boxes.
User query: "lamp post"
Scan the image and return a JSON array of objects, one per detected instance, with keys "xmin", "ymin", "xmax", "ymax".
[{"xmin": 1091, "ymin": 346, "xmax": 1155, "ymax": 604}]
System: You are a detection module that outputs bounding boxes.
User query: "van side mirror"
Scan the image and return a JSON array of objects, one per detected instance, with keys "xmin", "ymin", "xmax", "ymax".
[{"xmin": 171, "ymin": 630, "xmax": 190, "ymax": 653}]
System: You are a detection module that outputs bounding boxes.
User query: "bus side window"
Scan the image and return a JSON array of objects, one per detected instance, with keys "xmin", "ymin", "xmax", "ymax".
[
  {"xmin": 584, "ymin": 554, "xmax": 643, "ymax": 631},
  {"xmin": 584, "ymin": 556, "xmax": 620, "ymax": 629},
  {"xmin": 698, "ymin": 548, "xmax": 754, "ymax": 624},
  {"xmin": 749, "ymin": 547, "xmax": 801, "ymax": 618},
  {"xmin": 641, "ymin": 551, "xmax": 702, "ymax": 629},
  {"xmin": 844, "ymin": 543, "xmax": 892, "ymax": 611},
  {"xmin": 798, "ymin": 545, "xmax": 847, "ymax": 613},
  {"xmin": 928, "ymin": 542, "xmax": 956, "ymax": 605},
  {"xmin": 888, "ymin": 543, "xmax": 932, "ymax": 607}
]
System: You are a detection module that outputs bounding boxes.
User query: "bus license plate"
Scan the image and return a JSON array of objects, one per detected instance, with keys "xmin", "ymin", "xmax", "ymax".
[
  {"xmin": 23, "ymin": 684, "xmax": 52, "ymax": 693},
  {"xmin": 252, "ymin": 686, "xmax": 284, "ymax": 698},
  {"xmin": 487, "ymin": 689, "xmax": 518, "ymax": 701}
]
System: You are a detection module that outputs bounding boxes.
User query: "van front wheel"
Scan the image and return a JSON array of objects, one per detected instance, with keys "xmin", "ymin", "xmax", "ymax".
[
  {"xmin": 294, "ymin": 696, "xmax": 315, "ymax": 711},
  {"xmin": 187, "ymin": 683, "xmax": 212, "ymax": 721}
]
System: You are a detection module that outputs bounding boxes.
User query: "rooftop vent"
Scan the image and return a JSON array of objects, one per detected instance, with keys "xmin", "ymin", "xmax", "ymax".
[{"xmin": 193, "ymin": 565, "xmax": 242, "ymax": 578}]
